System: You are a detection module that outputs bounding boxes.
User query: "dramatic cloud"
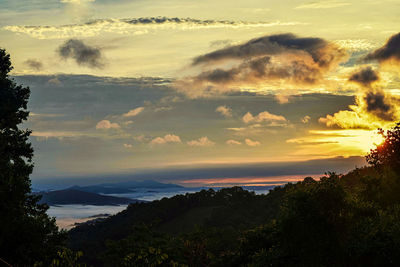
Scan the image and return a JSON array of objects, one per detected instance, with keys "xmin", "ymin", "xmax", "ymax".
[
  {"xmin": 348, "ymin": 66, "xmax": 379, "ymax": 87},
  {"xmin": 245, "ymin": 138, "xmax": 261, "ymax": 146},
  {"xmin": 192, "ymin": 33, "xmax": 346, "ymax": 67},
  {"xmin": 24, "ymin": 59, "xmax": 43, "ymax": 71},
  {"xmin": 363, "ymin": 91, "xmax": 396, "ymax": 121},
  {"xmin": 57, "ymin": 39, "xmax": 104, "ymax": 68},
  {"xmin": 123, "ymin": 107, "xmax": 144, "ymax": 117},
  {"xmin": 226, "ymin": 139, "xmax": 242, "ymax": 145},
  {"xmin": 320, "ymin": 89, "xmax": 399, "ymax": 129},
  {"xmin": 187, "ymin": 137, "xmax": 215, "ymax": 147},
  {"xmin": 177, "ymin": 33, "xmax": 347, "ymax": 96},
  {"xmin": 320, "ymin": 65, "xmax": 400, "ymax": 129},
  {"xmin": 216, "ymin": 105, "xmax": 232, "ymax": 117},
  {"xmin": 243, "ymin": 111, "xmax": 286, "ymax": 123},
  {"xmin": 365, "ymin": 32, "xmax": 400, "ymax": 66},
  {"xmin": 150, "ymin": 134, "xmax": 181, "ymax": 145},
  {"xmin": 322, "ymin": 33, "xmax": 400, "ymax": 130},
  {"xmin": 3, "ymin": 17, "xmax": 304, "ymax": 39},
  {"xmin": 96, "ymin": 120, "xmax": 120, "ymax": 129}
]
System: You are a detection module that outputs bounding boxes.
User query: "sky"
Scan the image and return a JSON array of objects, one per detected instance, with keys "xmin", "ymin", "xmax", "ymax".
[{"xmin": 1, "ymin": 0, "xmax": 400, "ymax": 187}]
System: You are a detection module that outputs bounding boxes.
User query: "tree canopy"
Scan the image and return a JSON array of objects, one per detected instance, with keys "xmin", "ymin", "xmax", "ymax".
[{"xmin": 0, "ymin": 48, "xmax": 65, "ymax": 266}]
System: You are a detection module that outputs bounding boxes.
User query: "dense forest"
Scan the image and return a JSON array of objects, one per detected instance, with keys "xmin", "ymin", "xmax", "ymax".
[
  {"xmin": 67, "ymin": 144, "xmax": 400, "ymax": 266},
  {"xmin": 2, "ymin": 47, "xmax": 400, "ymax": 266}
]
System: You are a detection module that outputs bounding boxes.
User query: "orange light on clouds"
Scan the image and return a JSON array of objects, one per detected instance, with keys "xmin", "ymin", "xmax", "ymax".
[{"xmin": 177, "ymin": 174, "xmax": 322, "ymax": 187}]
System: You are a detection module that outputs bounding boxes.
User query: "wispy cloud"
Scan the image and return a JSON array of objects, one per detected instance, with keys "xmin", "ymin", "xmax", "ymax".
[
  {"xmin": 122, "ymin": 107, "xmax": 144, "ymax": 117},
  {"xmin": 295, "ymin": 1, "xmax": 350, "ymax": 9},
  {"xmin": 60, "ymin": 0, "xmax": 95, "ymax": 3},
  {"xmin": 245, "ymin": 138, "xmax": 261, "ymax": 146},
  {"xmin": 334, "ymin": 39, "xmax": 376, "ymax": 53},
  {"xmin": 3, "ymin": 17, "xmax": 306, "ymax": 39},
  {"xmin": 31, "ymin": 131, "xmax": 87, "ymax": 140}
]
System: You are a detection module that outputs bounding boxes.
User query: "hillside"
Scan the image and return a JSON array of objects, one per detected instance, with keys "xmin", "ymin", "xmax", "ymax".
[
  {"xmin": 68, "ymin": 186, "xmax": 284, "ymax": 265},
  {"xmin": 38, "ymin": 189, "xmax": 140, "ymax": 206},
  {"xmin": 67, "ymin": 164, "xmax": 400, "ymax": 266}
]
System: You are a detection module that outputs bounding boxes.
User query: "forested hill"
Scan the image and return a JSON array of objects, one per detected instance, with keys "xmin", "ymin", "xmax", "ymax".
[
  {"xmin": 68, "ymin": 164, "xmax": 400, "ymax": 266},
  {"xmin": 66, "ymin": 124, "xmax": 400, "ymax": 266},
  {"xmin": 68, "ymin": 186, "xmax": 284, "ymax": 265}
]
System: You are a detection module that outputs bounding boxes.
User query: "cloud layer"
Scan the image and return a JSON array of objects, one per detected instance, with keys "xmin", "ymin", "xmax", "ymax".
[{"xmin": 3, "ymin": 17, "xmax": 303, "ymax": 39}]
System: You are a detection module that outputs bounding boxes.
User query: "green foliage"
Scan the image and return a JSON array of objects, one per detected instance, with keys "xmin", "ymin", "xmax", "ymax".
[
  {"xmin": 35, "ymin": 248, "xmax": 86, "ymax": 267},
  {"xmin": 0, "ymin": 49, "xmax": 66, "ymax": 265}
]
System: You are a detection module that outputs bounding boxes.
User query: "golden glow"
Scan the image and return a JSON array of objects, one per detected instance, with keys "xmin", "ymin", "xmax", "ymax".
[
  {"xmin": 310, "ymin": 130, "xmax": 384, "ymax": 153},
  {"xmin": 287, "ymin": 129, "xmax": 385, "ymax": 157}
]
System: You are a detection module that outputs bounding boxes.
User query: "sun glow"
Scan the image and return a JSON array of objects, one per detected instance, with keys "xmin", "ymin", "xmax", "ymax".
[{"xmin": 287, "ymin": 129, "xmax": 385, "ymax": 157}]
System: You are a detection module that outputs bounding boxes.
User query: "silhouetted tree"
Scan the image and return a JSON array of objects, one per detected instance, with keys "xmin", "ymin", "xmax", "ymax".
[
  {"xmin": 367, "ymin": 123, "xmax": 400, "ymax": 173},
  {"xmin": 0, "ymin": 49, "xmax": 65, "ymax": 265}
]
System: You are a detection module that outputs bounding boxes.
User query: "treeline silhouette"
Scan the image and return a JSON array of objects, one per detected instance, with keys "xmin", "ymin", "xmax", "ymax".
[{"xmin": 2, "ymin": 48, "xmax": 400, "ymax": 266}]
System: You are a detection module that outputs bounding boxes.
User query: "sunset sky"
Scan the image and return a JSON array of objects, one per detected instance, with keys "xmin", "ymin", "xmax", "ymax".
[{"xmin": 1, "ymin": 0, "xmax": 399, "ymax": 187}]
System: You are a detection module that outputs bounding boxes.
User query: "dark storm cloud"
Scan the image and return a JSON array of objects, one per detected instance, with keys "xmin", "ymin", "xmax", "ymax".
[
  {"xmin": 193, "ymin": 33, "xmax": 346, "ymax": 67},
  {"xmin": 348, "ymin": 66, "xmax": 397, "ymax": 121},
  {"xmin": 363, "ymin": 91, "xmax": 396, "ymax": 121},
  {"xmin": 348, "ymin": 66, "xmax": 379, "ymax": 86},
  {"xmin": 57, "ymin": 39, "xmax": 104, "ymax": 68},
  {"xmin": 194, "ymin": 56, "xmax": 324, "ymax": 85},
  {"xmin": 24, "ymin": 59, "xmax": 43, "ymax": 71},
  {"xmin": 182, "ymin": 33, "xmax": 347, "ymax": 91},
  {"xmin": 365, "ymin": 32, "xmax": 400, "ymax": 64}
]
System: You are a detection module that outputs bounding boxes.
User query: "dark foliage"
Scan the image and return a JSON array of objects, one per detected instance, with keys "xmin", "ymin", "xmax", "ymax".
[
  {"xmin": 66, "ymin": 123, "xmax": 400, "ymax": 266},
  {"xmin": 366, "ymin": 123, "xmax": 400, "ymax": 173},
  {"xmin": 0, "ymin": 49, "xmax": 65, "ymax": 266}
]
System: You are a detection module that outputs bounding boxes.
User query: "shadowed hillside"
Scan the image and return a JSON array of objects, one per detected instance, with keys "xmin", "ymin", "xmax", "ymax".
[{"xmin": 38, "ymin": 189, "xmax": 140, "ymax": 206}]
